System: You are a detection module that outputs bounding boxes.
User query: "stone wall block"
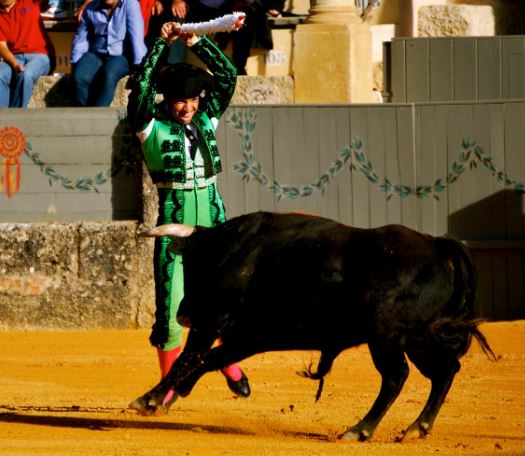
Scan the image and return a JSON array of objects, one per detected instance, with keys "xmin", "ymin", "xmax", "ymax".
[
  {"xmin": 29, "ymin": 75, "xmax": 295, "ymax": 108},
  {"xmin": 418, "ymin": 5, "xmax": 495, "ymax": 37},
  {"xmin": 77, "ymin": 222, "xmax": 137, "ymax": 283},
  {"xmin": 232, "ymin": 76, "xmax": 295, "ymax": 104},
  {"xmin": 0, "ymin": 223, "xmax": 78, "ymax": 276},
  {"xmin": 0, "ymin": 222, "xmax": 155, "ymax": 330}
]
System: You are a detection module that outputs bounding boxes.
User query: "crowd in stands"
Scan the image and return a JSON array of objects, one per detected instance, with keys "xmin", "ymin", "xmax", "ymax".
[{"xmin": 0, "ymin": 0, "xmax": 284, "ymax": 108}]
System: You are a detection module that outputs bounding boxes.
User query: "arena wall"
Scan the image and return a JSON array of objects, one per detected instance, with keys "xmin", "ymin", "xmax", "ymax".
[{"xmin": 0, "ymin": 102, "xmax": 523, "ymax": 329}]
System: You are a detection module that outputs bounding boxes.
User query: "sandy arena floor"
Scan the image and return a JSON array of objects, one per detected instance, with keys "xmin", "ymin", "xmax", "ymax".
[{"xmin": 0, "ymin": 321, "xmax": 524, "ymax": 456}]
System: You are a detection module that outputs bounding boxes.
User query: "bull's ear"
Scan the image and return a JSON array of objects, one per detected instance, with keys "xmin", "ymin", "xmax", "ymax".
[{"xmin": 138, "ymin": 224, "xmax": 196, "ymax": 238}]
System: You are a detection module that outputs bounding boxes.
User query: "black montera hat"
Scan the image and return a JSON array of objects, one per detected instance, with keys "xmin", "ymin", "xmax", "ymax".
[{"xmin": 157, "ymin": 63, "xmax": 214, "ymax": 99}]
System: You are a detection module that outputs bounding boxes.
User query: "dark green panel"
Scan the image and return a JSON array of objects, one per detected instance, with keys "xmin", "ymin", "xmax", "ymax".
[
  {"xmin": 406, "ymin": 39, "xmax": 430, "ymax": 102},
  {"xmin": 477, "ymin": 38, "xmax": 502, "ymax": 100},
  {"xmin": 453, "ymin": 38, "xmax": 478, "ymax": 101},
  {"xmin": 390, "ymin": 39, "xmax": 407, "ymax": 102},
  {"xmin": 429, "ymin": 39, "xmax": 453, "ymax": 102},
  {"xmin": 503, "ymin": 102, "xmax": 525, "ymax": 240},
  {"xmin": 501, "ymin": 37, "xmax": 525, "ymax": 99}
]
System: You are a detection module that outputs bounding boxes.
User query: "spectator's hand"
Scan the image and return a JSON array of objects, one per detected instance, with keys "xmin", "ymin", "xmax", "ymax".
[
  {"xmin": 13, "ymin": 63, "xmax": 24, "ymax": 73},
  {"xmin": 152, "ymin": 0, "xmax": 163, "ymax": 15},
  {"xmin": 129, "ymin": 65, "xmax": 140, "ymax": 81},
  {"xmin": 171, "ymin": 0, "xmax": 189, "ymax": 19},
  {"xmin": 75, "ymin": 0, "xmax": 92, "ymax": 22}
]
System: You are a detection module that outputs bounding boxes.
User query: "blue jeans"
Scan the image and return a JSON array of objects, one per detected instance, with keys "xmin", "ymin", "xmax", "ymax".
[
  {"xmin": 71, "ymin": 52, "xmax": 130, "ymax": 107},
  {"xmin": 0, "ymin": 53, "xmax": 51, "ymax": 108},
  {"xmin": 46, "ymin": 0, "xmax": 83, "ymax": 9},
  {"xmin": 45, "ymin": 0, "xmax": 65, "ymax": 8}
]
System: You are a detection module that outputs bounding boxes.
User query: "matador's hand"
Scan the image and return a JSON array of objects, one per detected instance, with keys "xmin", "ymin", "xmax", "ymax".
[{"xmin": 160, "ymin": 22, "xmax": 182, "ymax": 45}]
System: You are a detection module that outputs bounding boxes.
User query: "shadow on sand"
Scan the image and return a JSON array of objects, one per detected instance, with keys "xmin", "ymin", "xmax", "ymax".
[{"xmin": 0, "ymin": 406, "xmax": 329, "ymax": 441}]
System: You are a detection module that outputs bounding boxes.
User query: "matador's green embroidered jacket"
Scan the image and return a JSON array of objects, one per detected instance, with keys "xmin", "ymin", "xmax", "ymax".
[
  {"xmin": 127, "ymin": 36, "xmax": 237, "ymax": 185},
  {"xmin": 127, "ymin": 36, "xmax": 236, "ymax": 348}
]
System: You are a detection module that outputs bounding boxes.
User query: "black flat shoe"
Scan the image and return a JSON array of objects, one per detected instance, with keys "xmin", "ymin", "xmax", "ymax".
[{"xmin": 226, "ymin": 370, "xmax": 251, "ymax": 398}]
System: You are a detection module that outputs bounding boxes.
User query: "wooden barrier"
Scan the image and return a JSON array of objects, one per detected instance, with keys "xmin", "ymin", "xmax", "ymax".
[{"xmin": 0, "ymin": 101, "xmax": 523, "ymax": 323}]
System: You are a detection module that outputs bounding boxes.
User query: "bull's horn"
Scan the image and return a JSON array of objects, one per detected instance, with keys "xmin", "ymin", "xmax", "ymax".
[{"xmin": 138, "ymin": 224, "xmax": 195, "ymax": 238}]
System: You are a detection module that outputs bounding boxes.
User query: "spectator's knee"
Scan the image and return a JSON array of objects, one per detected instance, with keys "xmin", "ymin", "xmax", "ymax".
[
  {"xmin": 16, "ymin": 71, "xmax": 37, "ymax": 84},
  {"xmin": 0, "ymin": 70, "xmax": 11, "ymax": 84},
  {"xmin": 71, "ymin": 70, "xmax": 90, "ymax": 86},
  {"xmin": 104, "ymin": 72, "xmax": 128, "ymax": 86}
]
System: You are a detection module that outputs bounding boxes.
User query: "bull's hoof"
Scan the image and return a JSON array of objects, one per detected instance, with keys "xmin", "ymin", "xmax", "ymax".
[
  {"xmin": 397, "ymin": 422, "xmax": 430, "ymax": 442},
  {"xmin": 128, "ymin": 389, "xmax": 178, "ymax": 416},
  {"xmin": 339, "ymin": 427, "xmax": 371, "ymax": 442},
  {"xmin": 226, "ymin": 370, "xmax": 251, "ymax": 398},
  {"xmin": 128, "ymin": 395, "xmax": 159, "ymax": 416}
]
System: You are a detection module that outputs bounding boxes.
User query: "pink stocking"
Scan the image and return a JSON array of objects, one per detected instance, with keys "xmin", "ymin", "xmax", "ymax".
[
  {"xmin": 157, "ymin": 346, "xmax": 182, "ymax": 379},
  {"xmin": 221, "ymin": 363, "xmax": 242, "ymax": 381}
]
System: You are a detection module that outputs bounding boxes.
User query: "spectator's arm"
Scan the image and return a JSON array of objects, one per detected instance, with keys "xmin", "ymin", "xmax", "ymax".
[
  {"xmin": 70, "ymin": 11, "xmax": 90, "ymax": 63},
  {"xmin": 0, "ymin": 42, "xmax": 24, "ymax": 73},
  {"xmin": 126, "ymin": 0, "xmax": 147, "ymax": 65},
  {"xmin": 127, "ymin": 38, "xmax": 168, "ymax": 132},
  {"xmin": 264, "ymin": 0, "xmax": 285, "ymax": 13},
  {"xmin": 189, "ymin": 36, "xmax": 237, "ymax": 120},
  {"xmin": 75, "ymin": 0, "xmax": 92, "ymax": 22}
]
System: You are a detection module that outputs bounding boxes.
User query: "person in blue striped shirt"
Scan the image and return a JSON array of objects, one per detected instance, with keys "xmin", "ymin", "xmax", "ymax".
[{"xmin": 70, "ymin": 0, "xmax": 147, "ymax": 106}]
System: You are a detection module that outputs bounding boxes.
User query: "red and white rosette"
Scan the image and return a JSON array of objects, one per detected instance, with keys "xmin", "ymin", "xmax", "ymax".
[{"xmin": 0, "ymin": 126, "xmax": 25, "ymax": 198}]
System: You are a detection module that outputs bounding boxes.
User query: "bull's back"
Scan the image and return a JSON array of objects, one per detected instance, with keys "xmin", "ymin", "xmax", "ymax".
[{"xmin": 182, "ymin": 212, "xmax": 471, "ymax": 349}]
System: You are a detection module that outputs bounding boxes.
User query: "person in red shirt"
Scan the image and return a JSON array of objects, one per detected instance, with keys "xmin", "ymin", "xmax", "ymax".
[{"xmin": 0, "ymin": 0, "xmax": 55, "ymax": 107}]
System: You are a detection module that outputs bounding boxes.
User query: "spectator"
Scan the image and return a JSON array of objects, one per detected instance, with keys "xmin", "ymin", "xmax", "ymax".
[
  {"xmin": 40, "ymin": 0, "xmax": 68, "ymax": 19},
  {"xmin": 142, "ymin": 0, "xmax": 231, "ymax": 66},
  {"xmin": 41, "ymin": 0, "xmax": 88, "ymax": 20},
  {"xmin": 138, "ymin": 0, "xmax": 158, "ymax": 37},
  {"xmin": 215, "ymin": 0, "xmax": 284, "ymax": 75},
  {"xmin": 0, "ymin": 0, "xmax": 55, "ymax": 108},
  {"xmin": 70, "ymin": 0, "xmax": 147, "ymax": 106},
  {"xmin": 142, "ymin": 0, "xmax": 189, "ymax": 60},
  {"xmin": 148, "ymin": 0, "xmax": 283, "ymax": 74}
]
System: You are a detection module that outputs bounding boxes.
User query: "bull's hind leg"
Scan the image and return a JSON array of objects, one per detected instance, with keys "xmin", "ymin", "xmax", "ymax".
[
  {"xmin": 401, "ymin": 348, "xmax": 461, "ymax": 441},
  {"xmin": 340, "ymin": 344, "xmax": 409, "ymax": 441}
]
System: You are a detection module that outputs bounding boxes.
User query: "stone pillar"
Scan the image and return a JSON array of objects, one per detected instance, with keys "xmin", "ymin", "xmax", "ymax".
[{"xmin": 293, "ymin": 0, "xmax": 374, "ymax": 103}]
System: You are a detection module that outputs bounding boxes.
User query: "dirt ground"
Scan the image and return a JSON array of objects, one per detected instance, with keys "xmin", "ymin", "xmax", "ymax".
[{"xmin": 0, "ymin": 321, "xmax": 524, "ymax": 456}]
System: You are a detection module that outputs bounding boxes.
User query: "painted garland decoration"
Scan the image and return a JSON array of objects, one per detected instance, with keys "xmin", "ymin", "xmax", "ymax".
[
  {"xmin": 2, "ymin": 109, "xmax": 523, "ymax": 199},
  {"xmin": 227, "ymin": 108, "xmax": 525, "ymax": 200},
  {"xmin": 0, "ymin": 126, "xmax": 26, "ymax": 198},
  {"xmin": 23, "ymin": 113, "xmax": 140, "ymax": 192}
]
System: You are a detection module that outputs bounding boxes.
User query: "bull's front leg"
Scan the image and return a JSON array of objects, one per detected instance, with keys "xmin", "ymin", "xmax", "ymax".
[{"xmin": 128, "ymin": 350, "xmax": 209, "ymax": 416}]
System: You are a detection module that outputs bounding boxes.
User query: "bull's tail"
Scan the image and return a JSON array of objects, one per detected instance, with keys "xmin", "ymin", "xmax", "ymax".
[
  {"xmin": 429, "ymin": 317, "xmax": 497, "ymax": 361},
  {"xmin": 437, "ymin": 236, "xmax": 477, "ymax": 320},
  {"xmin": 431, "ymin": 236, "xmax": 497, "ymax": 361},
  {"xmin": 296, "ymin": 349, "xmax": 341, "ymax": 402},
  {"xmin": 471, "ymin": 323, "xmax": 498, "ymax": 361}
]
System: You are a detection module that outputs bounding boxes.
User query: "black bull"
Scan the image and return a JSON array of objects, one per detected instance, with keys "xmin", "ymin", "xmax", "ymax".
[{"xmin": 130, "ymin": 211, "xmax": 495, "ymax": 441}]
